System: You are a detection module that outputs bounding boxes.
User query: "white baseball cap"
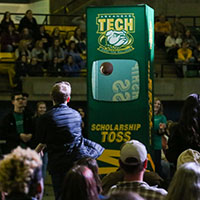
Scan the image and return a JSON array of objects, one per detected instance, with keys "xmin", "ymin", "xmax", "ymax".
[{"xmin": 120, "ymin": 140, "xmax": 147, "ymax": 165}]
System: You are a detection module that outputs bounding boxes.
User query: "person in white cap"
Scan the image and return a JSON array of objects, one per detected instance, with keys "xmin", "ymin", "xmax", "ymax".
[{"xmin": 107, "ymin": 140, "xmax": 167, "ymax": 200}]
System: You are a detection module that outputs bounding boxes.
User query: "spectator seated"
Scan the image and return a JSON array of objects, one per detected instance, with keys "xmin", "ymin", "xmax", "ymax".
[
  {"xmin": 44, "ymin": 25, "xmax": 76, "ymax": 35},
  {"xmin": 175, "ymin": 41, "xmax": 195, "ymax": 77},
  {"xmin": 155, "ymin": 14, "xmax": 171, "ymax": 49}
]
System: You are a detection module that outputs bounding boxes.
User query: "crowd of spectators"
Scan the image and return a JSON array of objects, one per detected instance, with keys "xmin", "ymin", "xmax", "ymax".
[
  {"xmin": 2, "ymin": 11, "xmax": 200, "ymax": 82},
  {"xmin": 155, "ymin": 14, "xmax": 200, "ymax": 77},
  {"xmin": 0, "ymin": 9, "xmax": 200, "ymax": 200},
  {"xmin": 0, "ymin": 138, "xmax": 199, "ymax": 200},
  {"xmin": 0, "ymin": 10, "xmax": 87, "ymax": 87},
  {"xmin": 0, "ymin": 88, "xmax": 200, "ymax": 200}
]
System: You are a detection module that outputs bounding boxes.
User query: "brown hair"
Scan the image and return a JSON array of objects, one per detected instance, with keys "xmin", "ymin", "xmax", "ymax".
[
  {"xmin": 35, "ymin": 40, "xmax": 43, "ymax": 49},
  {"xmin": 34, "ymin": 101, "xmax": 46, "ymax": 117},
  {"xmin": 119, "ymin": 159, "xmax": 145, "ymax": 175},
  {"xmin": 0, "ymin": 147, "xmax": 42, "ymax": 194},
  {"xmin": 76, "ymin": 157, "xmax": 102, "ymax": 193},
  {"xmin": 61, "ymin": 165, "xmax": 99, "ymax": 200},
  {"xmin": 51, "ymin": 81, "xmax": 71, "ymax": 104},
  {"xmin": 154, "ymin": 97, "xmax": 164, "ymax": 115},
  {"xmin": 36, "ymin": 101, "xmax": 46, "ymax": 110}
]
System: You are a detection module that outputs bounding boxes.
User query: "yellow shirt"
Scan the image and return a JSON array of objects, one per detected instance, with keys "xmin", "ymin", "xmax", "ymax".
[
  {"xmin": 155, "ymin": 21, "xmax": 171, "ymax": 34},
  {"xmin": 177, "ymin": 48, "xmax": 192, "ymax": 61}
]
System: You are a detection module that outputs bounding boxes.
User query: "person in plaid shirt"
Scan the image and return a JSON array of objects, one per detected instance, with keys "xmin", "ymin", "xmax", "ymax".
[{"xmin": 107, "ymin": 140, "xmax": 167, "ymax": 200}]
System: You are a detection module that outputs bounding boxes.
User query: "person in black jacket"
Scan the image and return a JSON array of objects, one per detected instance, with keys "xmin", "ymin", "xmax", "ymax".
[
  {"xmin": 166, "ymin": 93, "xmax": 200, "ymax": 167},
  {"xmin": 18, "ymin": 10, "xmax": 39, "ymax": 36},
  {"xmin": 0, "ymin": 11, "xmax": 15, "ymax": 33},
  {"xmin": 0, "ymin": 92, "xmax": 33, "ymax": 154},
  {"xmin": 35, "ymin": 81, "xmax": 104, "ymax": 200}
]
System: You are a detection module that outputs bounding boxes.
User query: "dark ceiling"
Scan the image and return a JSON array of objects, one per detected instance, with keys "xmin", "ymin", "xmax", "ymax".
[{"xmin": 0, "ymin": 0, "xmax": 30, "ymax": 2}]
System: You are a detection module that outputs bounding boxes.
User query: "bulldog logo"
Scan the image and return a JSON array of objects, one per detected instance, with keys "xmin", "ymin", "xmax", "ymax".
[
  {"xmin": 96, "ymin": 13, "xmax": 135, "ymax": 54},
  {"xmin": 106, "ymin": 30, "xmax": 128, "ymax": 47}
]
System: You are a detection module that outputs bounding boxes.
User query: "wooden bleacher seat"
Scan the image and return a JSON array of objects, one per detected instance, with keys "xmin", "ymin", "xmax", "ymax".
[
  {"xmin": 0, "ymin": 52, "xmax": 15, "ymax": 62},
  {"xmin": 0, "ymin": 25, "xmax": 77, "ymax": 88},
  {"xmin": 0, "ymin": 52, "xmax": 16, "ymax": 88}
]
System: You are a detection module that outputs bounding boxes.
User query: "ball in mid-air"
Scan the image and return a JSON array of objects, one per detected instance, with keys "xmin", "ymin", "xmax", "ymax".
[{"xmin": 100, "ymin": 62, "xmax": 113, "ymax": 75}]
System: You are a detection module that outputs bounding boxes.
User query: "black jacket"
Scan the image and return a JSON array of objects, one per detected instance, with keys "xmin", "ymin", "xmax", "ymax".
[
  {"xmin": 18, "ymin": 16, "xmax": 38, "ymax": 35},
  {"xmin": 0, "ymin": 111, "xmax": 33, "ymax": 154},
  {"xmin": 166, "ymin": 124, "xmax": 200, "ymax": 166},
  {"xmin": 36, "ymin": 103, "xmax": 104, "ymax": 173}
]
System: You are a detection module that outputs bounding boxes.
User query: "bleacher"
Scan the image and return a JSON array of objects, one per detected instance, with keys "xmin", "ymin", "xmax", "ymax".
[
  {"xmin": 0, "ymin": 52, "xmax": 16, "ymax": 89},
  {"xmin": 1, "ymin": 13, "xmax": 200, "ymax": 96},
  {"xmin": 154, "ymin": 17, "xmax": 200, "ymax": 78},
  {"xmin": 0, "ymin": 24, "xmax": 83, "ymax": 91},
  {"xmin": 154, "ymin": 49, "xmax": 177, "ymax": 78}
]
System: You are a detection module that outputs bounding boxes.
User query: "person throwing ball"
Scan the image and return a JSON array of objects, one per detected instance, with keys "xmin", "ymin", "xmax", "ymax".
[{"xmin": 35, "ymin": 81, "xmax": 104, "ymax": 200}]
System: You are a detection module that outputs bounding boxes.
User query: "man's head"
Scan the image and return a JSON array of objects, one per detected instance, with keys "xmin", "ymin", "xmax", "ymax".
[
  {"xmin": 11, "ymin": 92, "xmax": 24, "ymax": 112},
  {"xmin": 51, "ymin": 81, "xmax": 71, "ymax": 104},
  {"xmin": 119, "ymin": 140, "xmax": 148, "ymax": 175},
  {"xmin": 0, "ymin": 147, "xmax": 43, "ymax": 199}
]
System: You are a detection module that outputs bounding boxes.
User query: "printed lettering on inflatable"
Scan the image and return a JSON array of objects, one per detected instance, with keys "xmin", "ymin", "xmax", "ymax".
[{"xmin": 87, "ymin": 5, "xmax": 154, "ymax": 174}]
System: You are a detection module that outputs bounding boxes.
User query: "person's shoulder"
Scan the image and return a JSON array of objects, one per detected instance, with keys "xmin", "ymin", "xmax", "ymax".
[
  {"xmin": 141, "ymin": 181, "xmax": 168, "ymax": 195},
  {"xmin": 107, "ymin": 184, "xmax": 118, "ymax": 195},
  {"xmin": 68, "ymin": 106, "xmax": 81, "ymax": 117},
  {"xmin": 20, "ymin": 16, "xmax": 26, "ymax": 22},
  {"xmin": 156, "ymin": 114, "xmax": 166, "ymax": 121},
  {"xmin": 160, "ymin": 114, "xmax": 166, "ymax": 119},
  {"xmin": 149, "ymin": 185, "xmax": 168, "ymax": 195},
  {"xmin": 165, "ymin": 35, "xmax": 171, "ymax": 39},
  {"xmin": 53, "ymin": 104, "xmax": 80, "ymax": 116},
  {"xmin": 63, "ymin": 106, "xmax": 82, "ymax": 122},
  {"xmin": 1, "ymin": 112, "xmax": 12, "ymax": 122},
  {"xmin": 38, "ymin": 109, "xmax": 52, "ymax": 121},
  {"xmin": 178, "ymin": 48, "xmax": 182, "ymax": 52},
  {"xmin": 161, "ymin": 115, "xmax": 167, "ymax": 122},
  {"xmin": 155, "ymin": 21, "xmax": 161, "ymax": 25},
  {"xmin": 33, "ymin": 17, "xmax": 37, "ymax": 21},
  {"xmin": 31, "ymin": 47, "xmax": 36, "ymax": 52},
  {"xmin": 70, "ymin": 35, "xmax": 75, "ymax": 41},
  {"xmin": 102, "ymin": 169, "xmax": 124, "ymax": 186}
]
